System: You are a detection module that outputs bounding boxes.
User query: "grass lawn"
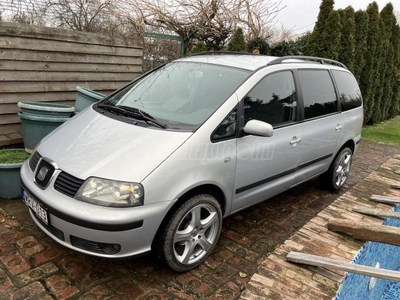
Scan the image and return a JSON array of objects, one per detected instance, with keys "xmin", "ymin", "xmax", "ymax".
[{"xmin": 362, "ymin": 116, "xmax": 400, "ymax": 146}]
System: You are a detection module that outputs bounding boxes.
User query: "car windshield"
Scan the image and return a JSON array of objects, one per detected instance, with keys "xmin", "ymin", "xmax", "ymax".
[{"xmin": 99, "ymin": 62, "xmax": 250, "ymax": 130}]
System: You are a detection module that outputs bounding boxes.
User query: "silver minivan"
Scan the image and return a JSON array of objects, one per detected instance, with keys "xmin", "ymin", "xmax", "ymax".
[{"xmin": 20, "ymin": 54, "xmax": 363, "ymax": 271}]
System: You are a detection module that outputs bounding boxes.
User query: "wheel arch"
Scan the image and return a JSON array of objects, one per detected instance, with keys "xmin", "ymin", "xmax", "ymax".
[
  {"xmin": 328, "ymin": 139, "xmax": 355, "ymax": 171},
  {"xmin": 339, "ymin": 139, "xmax": 355, "ymax": 155},
  {"xmin": 151, "ymin": 183, "xmax": 227, "ymax": 250}
]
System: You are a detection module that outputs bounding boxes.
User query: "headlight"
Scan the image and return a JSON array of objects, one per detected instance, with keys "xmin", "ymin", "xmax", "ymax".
[{"xmin": 75, "ymin": 177, "xmax": 144, "ymax": 207}]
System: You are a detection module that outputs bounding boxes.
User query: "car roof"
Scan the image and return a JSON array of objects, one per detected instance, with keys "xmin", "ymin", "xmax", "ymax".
[
  {"xmin": 175, "ymin": 53, "xmax": 348, "ymax": 72},
  {"xmin": 176, "ymin": 54, "xmax": 279, "ymax": 71}
]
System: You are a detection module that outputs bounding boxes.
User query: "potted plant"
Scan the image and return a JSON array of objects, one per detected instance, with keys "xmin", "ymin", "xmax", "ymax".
[{"xmin": 0, "ymin": 149, "xmax": 30, "ymax": 199}]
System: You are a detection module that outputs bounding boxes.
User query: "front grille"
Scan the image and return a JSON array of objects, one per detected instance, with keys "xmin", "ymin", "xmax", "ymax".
[
  {"xmin": 29, "ymin": 151, "xmax": 42, "ymax": 171},
  {"xmin": 34, "ymin": 160, "xmax": 55, "ymax": 188},
  {"xmin": 54, "ymin": 172, "xmax": 84, "ymax": 198},
  {"xmin": 70, "ymin": 236, "xmax": 121, "ymax": 255}
]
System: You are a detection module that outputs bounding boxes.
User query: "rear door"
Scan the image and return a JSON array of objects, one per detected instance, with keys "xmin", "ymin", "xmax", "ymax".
[{"xmin": 294, "ymin": 69, "xmax": 343, "ymax": 184}]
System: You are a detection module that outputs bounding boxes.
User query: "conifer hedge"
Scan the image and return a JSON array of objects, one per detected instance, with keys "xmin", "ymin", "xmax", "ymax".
[
  {"xmin": 306, "ymin": 0, "xmax": 400, "ymax": 124},
  {"xmin": 228, "ymin": 28, "xmax": 247, "ymax": 52}
]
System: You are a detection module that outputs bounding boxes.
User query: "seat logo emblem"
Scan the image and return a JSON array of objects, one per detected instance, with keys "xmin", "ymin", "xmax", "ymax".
[{"xmin": 37, "ymin": 166, "xmax": 50, "ymax": 181}]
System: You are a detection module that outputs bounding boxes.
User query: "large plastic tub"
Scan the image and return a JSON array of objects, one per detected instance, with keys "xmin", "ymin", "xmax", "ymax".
[
  {"xmin": 75, "ymin": 86, "xmax": 105, "ymax": 113},
  {"xmin": 18, "ymin": 112, "xmax": 70, "ymax": 153},
  {"xmin": 18, "ymin": 101, "xmax": 74, "ymax": 117}
]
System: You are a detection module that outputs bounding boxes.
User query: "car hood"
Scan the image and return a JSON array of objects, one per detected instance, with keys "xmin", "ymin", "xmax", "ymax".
[{"xmin": 37, "ymin": 108, "xmax": 192, "ymax": 182}]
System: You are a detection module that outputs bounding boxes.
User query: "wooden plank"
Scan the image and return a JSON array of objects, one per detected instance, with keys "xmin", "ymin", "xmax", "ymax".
[
  {"xmin": 370, "ymin": 194, "xmax": 400, "ymax": 204},
  {"xmin": 0, "ymin": 104, "xmax": 20, "ymax": 115},
  {"xmin": 0, "ymin": 92, "xmax": 109, "ymax": 106},
  {"xmin": 0, "ymin": 114, "xmax": 20, "ymax": 126},
  {"xmin": 392, "ymin": 183, "xmax": 400, "ymax": 190},
  {"xmin": 0, "ymin": 71, "xmax": 138, "ymax": 82},
  {"xmin": 353, "ymin": 205, "xmax": 400, "ymax": 220},
  {"xmin": 0, "ymin": 124, "xmax": 21, "ymax": 135},
  {"xmin": 0, "ymin": 91, "xmax": 112, "ymax": 105},
  {"xmin": 0, "ymin": 60, "xmax": 142, "ymax": 73},
  {"xmin": 328, "ymin": 219, "xmax": 400, "ymax": 246},
  {"xmin": 0, "ymin": 48, "xmax": 142, "ymax": 65},
  {"xmin": 0, "ymin": 92, "xmax": 81, "ymax": 106},
  {"xmin": 0, "ymin": 22, "xmax": 143, "ymax": 48},
  {"xmin": 0, "ymin": 23, "xmax": 143, "ymax": 133},
  {"xmin": 0, "ymin": 81, "xmax": 129, "ymax": 94},
  {"xmin": 286, "ymin": 252, "xmax": 400, "ymax": 282},
  {"xmin": 0, "ymin": 36, "xmax": 142, "ymax": 57},
  {"xmin": 0, "ymin": 133, "xmax": 23, "ymax": 147}
]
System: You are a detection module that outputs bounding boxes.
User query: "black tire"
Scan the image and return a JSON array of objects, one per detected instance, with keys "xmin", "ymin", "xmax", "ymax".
[
  {"xmin": 159, "ymin": 194, "xmax": 222, "ymax": 272},
  {"xmin": 323, "ymin": 147, "xmax": 353, "ymax": 190}
]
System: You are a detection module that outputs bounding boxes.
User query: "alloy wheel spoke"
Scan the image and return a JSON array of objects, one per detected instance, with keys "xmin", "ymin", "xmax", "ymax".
[
  {"xmin": 336, "ymin": 172, "xmax": 343, "ymax": 186},
  {"xmin": 191, "ymin": 206, "xmax": 202, "ymax": 228},
  {"xmin": 198, "ymin": 236, "xmax": 213, "ymax": 252},
  {"xmin": 201, "ymin": 211, "xmax": 217, "ymax": 231},
  {"xmin": 344, "ymin": 154, "xmax": 351, "ymax": 166},
  {"xmin": 179, "ymin": 240, "xmax": 197, "ymax": 264},
  {"xmin": 174, "ymin": 229, "xmax": 193, "ymax": 243}
]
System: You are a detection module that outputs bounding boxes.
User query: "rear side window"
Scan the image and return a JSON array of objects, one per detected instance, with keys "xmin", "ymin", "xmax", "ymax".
[
  {"xmin": 332, "ymin": 70, "xmax": 362, "ymax": 111},
  {"xmin": 243, "ymin": 71, "xmax": 297, "ymax": 127},
  {"xmin": 298, "ymin": 70, "xmax": 338, "ymax": 119}
]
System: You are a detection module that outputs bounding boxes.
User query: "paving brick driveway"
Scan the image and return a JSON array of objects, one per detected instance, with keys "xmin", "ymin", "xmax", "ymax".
[{"xmin": 0, "ymin": 141, "xmax": 399, "ymax": 300}]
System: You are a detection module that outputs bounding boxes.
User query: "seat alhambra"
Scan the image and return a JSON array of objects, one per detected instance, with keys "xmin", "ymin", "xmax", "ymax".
[{"xmin": 20, "ymin": 54, "xmax": 363, "ymax": 271}]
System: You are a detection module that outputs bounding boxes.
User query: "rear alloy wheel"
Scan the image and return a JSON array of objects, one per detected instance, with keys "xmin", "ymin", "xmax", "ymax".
[
  {"xmin": 160, "ymin": 194, "xmax": 222, "ymax": 272},
  {"xmin": 326, "ymin": 147, "xmax": 352, "ymax": 190}
]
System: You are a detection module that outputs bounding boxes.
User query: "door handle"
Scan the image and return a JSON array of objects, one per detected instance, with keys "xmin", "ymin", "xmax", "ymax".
[
  {"xmin": 335, "ymin": 124, "xmax": 343, "ymax": 131},
  {"xmin": 290, "ymin": 137, "xmax": 302, "ymax": 146}
]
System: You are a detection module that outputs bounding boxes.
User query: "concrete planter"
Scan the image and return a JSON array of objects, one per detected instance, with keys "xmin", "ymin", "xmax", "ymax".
[
  {"xmin": 75, "ymin": 86, "xmax": 105, "ymax": 113},
  {"xmin": 0, "ymin": 149, "xmax": 27, "ymax": 199},
  {"xmin": 18, "ymin": 112, "xmax": 70, "ymax": 153},
  {"xmin": 18, "ymin": 101, "xmax": 74, "ymax": 117}
]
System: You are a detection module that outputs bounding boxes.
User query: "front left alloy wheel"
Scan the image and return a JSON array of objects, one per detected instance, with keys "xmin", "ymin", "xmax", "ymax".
[{"xmin": 160, "ymin": 194, "xmax": 222, "ymax": 272}]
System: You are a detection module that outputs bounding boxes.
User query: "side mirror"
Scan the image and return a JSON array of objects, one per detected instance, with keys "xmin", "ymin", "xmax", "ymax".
[{"xmin": 243, "ymin": 120, "xmax": 273, "ymax": 137}]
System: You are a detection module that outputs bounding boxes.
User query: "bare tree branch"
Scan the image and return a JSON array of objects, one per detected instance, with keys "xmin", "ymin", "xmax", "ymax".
[{"xmin": 118, "ymin": 0, "xmax": 283, "ymax": 50}]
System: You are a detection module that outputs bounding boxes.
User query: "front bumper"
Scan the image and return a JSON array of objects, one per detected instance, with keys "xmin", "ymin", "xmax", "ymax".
[{"xmin": 20, "ymin": 161, "xmax": 174, "ymax": 258}]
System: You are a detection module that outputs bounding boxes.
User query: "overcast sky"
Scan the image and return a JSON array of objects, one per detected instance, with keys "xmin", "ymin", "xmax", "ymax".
[{"xmin": 275, "ymin": 0, "xmax": 399, "ymax": 35}]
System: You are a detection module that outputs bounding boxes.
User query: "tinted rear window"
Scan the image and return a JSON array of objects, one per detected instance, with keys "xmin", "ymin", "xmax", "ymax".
[
  {"xmin": 332, "ymin": 70, "xmax": 362, "ymax": 111},
  {"xmin": 298, "ymin": 70, "xmax": 338, "ymax": 119}
]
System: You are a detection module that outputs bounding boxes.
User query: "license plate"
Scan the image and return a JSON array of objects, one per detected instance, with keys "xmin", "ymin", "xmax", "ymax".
[{"xmin": 22, "ymin": 189, "xmax": 49, "ymax": 225}]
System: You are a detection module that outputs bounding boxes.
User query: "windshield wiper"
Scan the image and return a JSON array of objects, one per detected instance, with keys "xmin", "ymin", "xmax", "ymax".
[
  {"xmin": 97, "ymin": 104, "xmax": 167, "ymax": 129},
  {"xmin": 97, "ymin": 104, "xmax": 130, "ymax": 116},
  {"xmin": 118, "ymin": 105, "xmax": 167, "ymax": 129}
]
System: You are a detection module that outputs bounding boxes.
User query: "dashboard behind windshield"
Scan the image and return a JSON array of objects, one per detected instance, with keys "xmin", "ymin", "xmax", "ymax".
[{"xmin": 99, "ymin": 62, "xmax": 250, "ymax": 130}]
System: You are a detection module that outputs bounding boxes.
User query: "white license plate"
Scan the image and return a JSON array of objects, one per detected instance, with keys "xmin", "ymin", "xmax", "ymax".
[{"xmin": 22, "ymin": 190, "xmax": 49, "ymax": 225}]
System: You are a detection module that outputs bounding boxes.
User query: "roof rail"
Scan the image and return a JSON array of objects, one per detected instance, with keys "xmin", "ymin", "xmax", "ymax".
[
  {"xmin": 189, "ymin": 51, "xmax": 255, "ymax": 57},
  {"xmin": 267, "ymin": 56, "xmax": 348, "ymax": 69}
]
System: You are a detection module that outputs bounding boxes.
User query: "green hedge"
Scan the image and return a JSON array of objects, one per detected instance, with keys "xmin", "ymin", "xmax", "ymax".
[{"xmin": 306, "ymin": 0, "xmax": 400, "ymax": 124}]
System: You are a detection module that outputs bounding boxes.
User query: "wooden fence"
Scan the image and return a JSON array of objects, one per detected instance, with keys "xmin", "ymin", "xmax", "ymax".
[{"xmin": 0, "ymin": 22, "xmax": 143, "ymax": 145}]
